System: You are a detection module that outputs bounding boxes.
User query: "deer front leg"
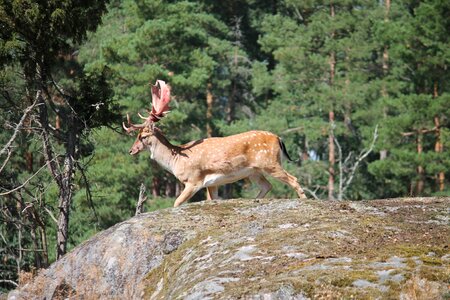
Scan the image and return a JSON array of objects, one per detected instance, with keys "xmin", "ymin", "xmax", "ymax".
[{"xmin": 174, "ymin": 184, "xmax": 200, "ymax": 207}]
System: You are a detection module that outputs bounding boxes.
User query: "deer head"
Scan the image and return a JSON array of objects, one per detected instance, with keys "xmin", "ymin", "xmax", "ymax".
[{"xmin": 123, "ymin": 80, "xmax": 171, "ymax": 155}]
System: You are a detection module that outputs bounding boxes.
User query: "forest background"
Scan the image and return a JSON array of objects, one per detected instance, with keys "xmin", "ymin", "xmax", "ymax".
[{"xmin": 0, "ymin": 0, "xmax": 449, "ymax": 291}]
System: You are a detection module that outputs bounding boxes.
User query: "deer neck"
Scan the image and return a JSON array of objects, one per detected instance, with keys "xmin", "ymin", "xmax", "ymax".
[{"xmin": 147, "ymin": 129, "xmax": 179, "ymax": 174}]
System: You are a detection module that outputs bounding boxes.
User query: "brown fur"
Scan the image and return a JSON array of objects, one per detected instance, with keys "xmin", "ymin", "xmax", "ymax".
[{"xmin": 129, "ymin": 128, "xmax": 307, "ymax": 207}]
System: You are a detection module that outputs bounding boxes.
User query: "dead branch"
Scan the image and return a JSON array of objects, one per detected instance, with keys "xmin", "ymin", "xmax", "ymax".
[
  {"xmin": 341, "ymin": 124, "xmax": 379, "ymax": 198},
  {"xmin": 43, "ymin": 206, "xmax": 58, "ymax": 224},
  {"xmin": 0, "ymin": 157, "xmax": 58, "ymax": 196},
  {"xmin": 0, "ymin": 279, "xmax": 18, "ymax": 287},
  {"xmin": 135, "ymin": 183, "xmax": 148, "ymax": 215},
  {"xmin": 0, "ymin": 148, "xmax": 12, "ymax": 174},
  {"xmin": 283, "ymin": 127, "xmax": 304, "ymax": 134},
  {"xmin": 0, "ymin": 90, "xmax": 40, "ymax": 171},
  {"xmin": 303, "ymin": 186, "xmax": 321, "ymax": 200},
  {"xmin": 402, "ymin": 127, "xmax": 436, "ymax": 137}
]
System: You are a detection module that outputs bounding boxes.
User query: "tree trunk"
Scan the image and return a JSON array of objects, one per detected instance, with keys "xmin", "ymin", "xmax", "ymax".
[
  {"xmin": 37, "ymin": 85, "xmax": 78, "ymax": 260},
  {"xmin": 227, "ymin": 48, "xmax": 238, "ymax": 125},
  {"xmin": 56, "ymin": 115, "xmax": 76, "ymax": 259},
  {"xmin": 25, "ymin": 151, "xmax": 33, "ymax": 172},
  {"xmin": 150, "ymin": 161, "xmax": 161, "ymax": 197},
  {"xmin": 328, "ymin": 111, "xmax": 336, "ymax": 201},
  {"xmin": 175, "ymin": 182, "xmax": 182, "ymax": 197},
  {"xmin": 30, "ymin": 223, "xmax": 42, "ymax": 269},
  {"xmin": 223, "ymin": 184, "xmax": 233, "ymax": 199},
  {"xmin": 328, "ymin": 1, "xmax": 336, "ymax": 201},
  {"xmin": 38, "ymin": 92, "xmax": 61, "ymax": 189},
  {"xmin": 56, "ymin": 162, "xmax": 74, "ymax": 259},
  {"xmin": 380, "ymin": 0, "xmax": 390, "ymax": 160},
  {"xmin": 55, "ymin": 115, "xmax": 61, "ymax": 130},
  {"xmin": 152, "ymin": 178, "xmax": 160, "ymax": 197},
  {"xmin": 16, "ymin": 199, "xmax": 23, "ymax": 277},
  {"xmin": 302, "ymin": 137, "xmax": 310, "ymax": 161},
  {"xmin": 165, "ymin": 180, "xmax": 175, "ymax": 198},
  {"xmin": 223, "ymin": 46, "xmax": 241, "ymax": 199},
  {"xmin": 433, "ymin": 82, "xmax": 444, "ymax": 191},
  {"xmin": 206, "ymin": 83, "xmax": 213, "ymax": 138},
  {"xmin": 415, "ymin": 132, "xmax": 424, "ymax": 195}
]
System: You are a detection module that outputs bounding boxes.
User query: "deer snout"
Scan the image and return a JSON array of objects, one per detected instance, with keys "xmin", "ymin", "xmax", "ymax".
[
  {"xmin": 129, "ymin": 146, "xmax": 141, "ymax": 155},
  {"xmin": 129, "ymin": 140, "xmax": 144, "ymax": 155}
]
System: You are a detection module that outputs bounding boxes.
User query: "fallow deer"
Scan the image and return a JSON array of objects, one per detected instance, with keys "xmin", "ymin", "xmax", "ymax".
[{"xmin": 123, "ymin": 80, "xmax": 307, "ymax": 207}]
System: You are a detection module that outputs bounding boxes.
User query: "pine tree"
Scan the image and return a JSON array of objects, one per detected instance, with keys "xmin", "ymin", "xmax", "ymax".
[
  {"xmin": 368, "ymin": 0, "xmax": 450, "ymax": 197},
  {"xmin": 0, "ymin": 0, "xmax": 117, "ymax": 270}
]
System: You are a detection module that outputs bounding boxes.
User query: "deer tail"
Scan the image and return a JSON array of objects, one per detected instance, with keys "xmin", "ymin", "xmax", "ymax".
[{"xmin": 279, "ymin": 138, "xmax": 299, "ymax": 163}]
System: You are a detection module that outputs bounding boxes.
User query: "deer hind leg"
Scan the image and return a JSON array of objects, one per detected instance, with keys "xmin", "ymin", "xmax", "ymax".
[
  {"xmin": 264, "ymin": 167, "xmax": 307, "ymax": 199},
  {"xmin": 206, "ymin": 186, "xmax": 219, "ymax": 200},
  {"xmin": 249, "ymin": 174, "xmax": 272, "ymax": 198},
  {"xmin": 174, "ymin": 184, "xmax": 201, "ymax": 207}
]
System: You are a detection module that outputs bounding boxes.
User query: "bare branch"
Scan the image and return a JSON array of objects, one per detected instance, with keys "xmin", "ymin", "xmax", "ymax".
[
  {"xmin": 43, "ymin": 207, "xmax": 58, "ymax": 225},
  {"xmin": 303, "ymin": 187, "xmax": 321, "ymax": 200},
  {"xmin": 21, "ymin": 202, "xmax": 34, "ymax": 214},
  {"xmin": 0, "ymin": 231, "xmax": 7, "ymax": 244},
  {"xmin": 50, "ymin": 76, "xmax": 78, "ymax": 116},
  {"xmin": 0, "ymin": 157, "xmax": 57, "ymax": 196},
  {"xmin": 293, "ymin": 5, "xmax": 305, "ymax": 21},
  {"xmin": 18, "ymin": 248, "xmax": 46, "ymax": 252},
  {"xmin": 0, "ymin": 91, "xmax": 40, "ymax": 171},
  {"xmin": 282, "ymin": 126, "xmax": 304, "ymax": 134},
  {"xmin": 190, "ymin": 123, "xmax": 202, "ymax": 132},
  {"xmin": 341, "ymin": 125, "xmax": 379, "ymax": 197},
  {"xmin": 402, "ymin": 127, "xmax": 436, "ymax": 137},
  {"xmin": 0, "ymin": 148, "xmax": 12, "ymax": 174},
  {"xmin": 343, "ymin": 151, "xmax": 353, "ymax": 167},
  {"xmin": 0, "ymin": 279, "xmax": 18, "ymax": 287}
]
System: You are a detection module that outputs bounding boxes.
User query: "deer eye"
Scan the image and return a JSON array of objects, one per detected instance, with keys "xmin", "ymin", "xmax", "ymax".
[{"xmin": 139, "ymin": 131, "xmax": 152, "ymax": 140}]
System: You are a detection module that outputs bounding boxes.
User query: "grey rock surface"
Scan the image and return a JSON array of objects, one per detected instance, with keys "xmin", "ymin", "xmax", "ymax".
[{"xmin": 8, "ymin": 197, "xmax": 450, "ymax": 299}]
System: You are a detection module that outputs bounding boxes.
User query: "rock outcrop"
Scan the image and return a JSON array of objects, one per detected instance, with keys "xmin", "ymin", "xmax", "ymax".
[{"xmin": 8, "ymin": 197, "xmax": 450, "ymax": 299}]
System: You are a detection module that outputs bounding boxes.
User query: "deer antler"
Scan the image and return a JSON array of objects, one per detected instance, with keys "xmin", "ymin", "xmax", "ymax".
[
  {"xmin": 123, "ymin": 80, "xmax": 171, "ymax": 134},
  {"xmin": 150, "ymin": 80, "xmax": 171, "ymax": 122},
  {"xmin": 122, "ymin": 113, "xmax": 148, "ymax": 134}
]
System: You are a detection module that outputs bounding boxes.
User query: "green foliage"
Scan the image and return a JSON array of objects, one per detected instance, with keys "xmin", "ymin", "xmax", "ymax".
[
  {"xmin": 0, "ymin": 0, "xmax": 107, "ymax": 70},
  {"xmin": 1, "ymin": 0, "xmax": 450, "ymax": 293}
]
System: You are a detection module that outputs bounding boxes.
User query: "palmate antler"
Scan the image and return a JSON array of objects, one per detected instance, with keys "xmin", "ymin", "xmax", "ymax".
[
  {"xmin": 123, "ymin": 80, "xmax": 171, "ymax": 134},
  {"xmin": 150, "ymin": 80, "xmax": 171, "ymax": 122}
]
